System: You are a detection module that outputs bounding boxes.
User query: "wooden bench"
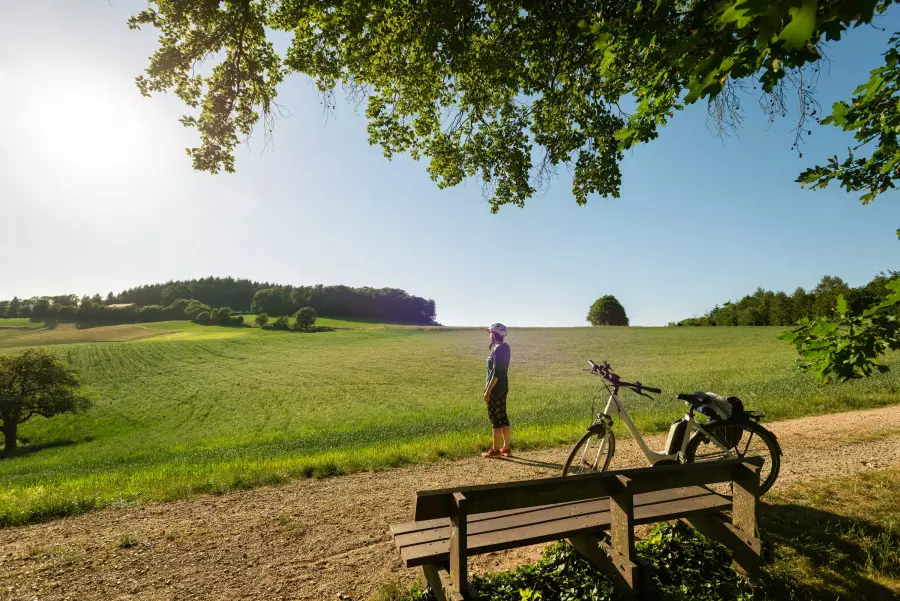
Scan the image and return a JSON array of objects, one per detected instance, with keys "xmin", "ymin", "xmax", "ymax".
[{"xmin": 389, "ymin": 457, "xmax": 765, "ymax": 600}]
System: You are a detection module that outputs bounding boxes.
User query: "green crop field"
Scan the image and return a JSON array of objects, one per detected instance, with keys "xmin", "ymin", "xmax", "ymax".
[{"xmin": 1, "ymin": 318, "xmax": 899, "ymax": 527}]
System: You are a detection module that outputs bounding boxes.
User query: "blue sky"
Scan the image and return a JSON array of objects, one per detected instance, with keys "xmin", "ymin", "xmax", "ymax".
[{"xmin": 1, "ymin": 2, "xmax": 898, "ymax": 326}]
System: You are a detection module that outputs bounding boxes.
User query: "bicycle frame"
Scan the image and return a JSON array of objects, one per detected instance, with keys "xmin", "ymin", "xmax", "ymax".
[{"xmin": 596, "ymin": 389, "xmax": 733, "ymax": 466}]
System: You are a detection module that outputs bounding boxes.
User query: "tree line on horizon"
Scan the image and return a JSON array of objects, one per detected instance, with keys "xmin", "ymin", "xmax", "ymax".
[
  {"xmin": 0, "ymin": 277, "xmax": 438, "ymax": 326},
  {"xmin": 671, "ymin": 272, "xmax": 898, "ymax": 327}
]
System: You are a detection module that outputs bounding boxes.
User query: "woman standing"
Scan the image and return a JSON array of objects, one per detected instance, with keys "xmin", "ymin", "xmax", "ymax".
[{"xmin": 482, "ymin": 323, "xmax": 511, "ymax": 457}]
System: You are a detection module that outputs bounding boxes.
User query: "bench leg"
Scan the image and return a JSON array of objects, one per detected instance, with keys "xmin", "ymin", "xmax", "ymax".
[
  {"xmin": 567, "ymin": 535, "xmax": 649, "ymax": 599},
  {"xmin": 420, "ymin": 563, "xmax": 480, "ymax": 601},
  {"xmin": 682, "ymin": 513, "xmax": 764, "ymax": 577}
]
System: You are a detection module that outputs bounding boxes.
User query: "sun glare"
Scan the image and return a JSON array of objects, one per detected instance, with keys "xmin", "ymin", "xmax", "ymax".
[{"xmin": 21, "ymin": 72, "xmax": 163, "ymax": 181}]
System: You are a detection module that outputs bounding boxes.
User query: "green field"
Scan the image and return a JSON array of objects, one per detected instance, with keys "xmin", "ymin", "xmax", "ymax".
[
  {"xmin": 0, "ymin": 318, "xmax": 44, "ymax": 329},
  {"xmin": 1, "ymin": 319, "xmax": 899, "ymax": 526}
]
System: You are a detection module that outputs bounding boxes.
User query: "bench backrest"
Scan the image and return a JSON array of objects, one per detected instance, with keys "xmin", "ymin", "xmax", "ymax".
[{"xmin": 414, "ymin": 457, "xmax": 763, "ymax": 521}]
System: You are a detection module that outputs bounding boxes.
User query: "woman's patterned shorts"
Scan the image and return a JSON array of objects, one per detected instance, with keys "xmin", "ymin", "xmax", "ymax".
[{"xmin": 487, "ymin": 388, "xmax": 510, "ymax": 428}]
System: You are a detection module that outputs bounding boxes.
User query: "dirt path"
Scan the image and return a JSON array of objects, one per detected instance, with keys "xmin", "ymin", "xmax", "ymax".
[{"xmin": 2, "ymin": 406, "xmax": 900, "ymax": 601}]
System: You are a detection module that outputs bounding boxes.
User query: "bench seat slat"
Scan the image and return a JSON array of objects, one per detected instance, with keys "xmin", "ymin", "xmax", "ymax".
[
  {"xmin": 395, "ymin": 486, "xmax": 729, "ymax": 568},
  {"xmin": 390, "ymin": 485, "xmax": 712, "ymax": 538}
]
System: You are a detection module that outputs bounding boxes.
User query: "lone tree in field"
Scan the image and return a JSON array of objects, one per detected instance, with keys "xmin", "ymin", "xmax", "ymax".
[
  {"xmin": 587, "ymin": 296, "xmax": 629, "ymax": 326},
  {"xmin": 255, "ymin": 312, "xmax": 269, "ymax": 328},
  {"xmin": 0, "ymin": 349, "xmax": 90, "ymax": 456},
  {"xmin": 294, "ymin": 307, "xmax": 317, "ymax": 331}
]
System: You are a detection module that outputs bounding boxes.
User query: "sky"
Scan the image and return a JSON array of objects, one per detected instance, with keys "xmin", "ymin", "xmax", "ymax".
[{"xmin": 1, "ymin": 2, "xmax": 898, "ymax": 327}]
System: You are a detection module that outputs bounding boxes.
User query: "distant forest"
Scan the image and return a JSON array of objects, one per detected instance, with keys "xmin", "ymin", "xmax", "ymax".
[
  {"xmin": 672, "ymin": 272, "xmax": 898, "ymax": 327},
  {"xmin": 0, "ymin": 277, "xmax": 438, "ymax": 325}
]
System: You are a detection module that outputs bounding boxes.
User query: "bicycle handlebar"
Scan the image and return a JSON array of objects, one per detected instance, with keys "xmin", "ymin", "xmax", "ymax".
[{"xmin": 587, "ymin": 360, "xmax": 662, "ymax": 394}]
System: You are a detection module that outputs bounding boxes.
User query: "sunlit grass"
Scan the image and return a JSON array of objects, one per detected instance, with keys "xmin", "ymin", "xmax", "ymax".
[
  {"xmin": 0, "ymin": 318, "xmax": 43, "ymax": 329},
  {"xmin": 0, "ymin": 324, "xmax": 898, "ymax": 526},
  {"xmin": 0, "ymin": 323, "xmax": 164, "ymax": 348},
  {"xmin": 764, "ymin": 468, "xmax": 900, "ymax": 598}
]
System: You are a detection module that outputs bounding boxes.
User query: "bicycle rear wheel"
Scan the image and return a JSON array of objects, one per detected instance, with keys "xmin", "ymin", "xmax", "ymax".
[
  {"xmin": 562, "ymin": 430, "xmax": 615, "ymax": 476},
  {"xmin": 685, "ymin": 421, "xmax": 781, "ymax": 494}
]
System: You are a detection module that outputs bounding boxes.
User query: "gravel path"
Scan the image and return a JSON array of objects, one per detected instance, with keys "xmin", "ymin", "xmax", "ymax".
[{"xmin": 2, "ymin": 405, "xmax": 899, "ymax": 601}]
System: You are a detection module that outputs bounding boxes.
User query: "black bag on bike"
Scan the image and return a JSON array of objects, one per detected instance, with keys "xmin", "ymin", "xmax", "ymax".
[{"xmin": 701, "ymin": 396, "xmax": 747, "ymax": 447}]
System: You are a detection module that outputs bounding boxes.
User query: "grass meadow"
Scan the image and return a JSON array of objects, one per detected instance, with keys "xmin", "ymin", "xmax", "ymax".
[{"xmin": 1, "ymin": 319, "xmax": 899, "ymax": 526}]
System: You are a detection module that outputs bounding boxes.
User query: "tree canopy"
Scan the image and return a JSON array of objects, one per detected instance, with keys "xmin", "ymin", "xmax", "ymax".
[
  {"xmin": 587, "ymin": 295, "xmax": 630, "ymax": 326},
  {"xmin": 672, "ymin": 272, "xmax": 897, "ymax": 326},
  {"xmin": 294, "ymin": 307, "xmax": 318, "ymax": 330},
  {"xmin": 132, "ymin": 0, "xmax": 899, "ymax": 211},
  {"xmin": 1, "ymin": 277, "xmax": 438, "ymax": 326}
]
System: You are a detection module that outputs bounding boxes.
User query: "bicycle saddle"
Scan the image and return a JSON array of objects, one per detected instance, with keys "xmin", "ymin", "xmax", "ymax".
[{"xmin": 677, "ymin": 392, "xmax": 707, "ymax": 404}]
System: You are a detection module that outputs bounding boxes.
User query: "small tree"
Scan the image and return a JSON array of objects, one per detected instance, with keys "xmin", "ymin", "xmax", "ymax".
[
  {"xmin": 273, "ymin": 315, "xmax": 290, "ymax": 330},
  {"xmin": 587, "ymin": 296, "xmax": 629, "ymax": 326},
  {"xmin": 255, "ymin": 313, "xmax": 269, "ymax": 327},
  {"xmin": 194, "ymin": 311, "xmax": 212, "ymax": 325},
  {"xmin": 0, "ymin": 349, "xmax": 91, "ymax": 455},
  {"xmin": 185, "ymin": 300, "xmax": 211, "ymax": 320},
  {"xmin": 213, "ymin": 306, "xmax": 233, "ymax": 326},
  {"xmin": 294, "ymin": 307, "xmax": 317, "ymax": 331}
]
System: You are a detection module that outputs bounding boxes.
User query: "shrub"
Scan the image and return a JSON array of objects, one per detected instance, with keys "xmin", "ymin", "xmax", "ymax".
[
  {"xmin": 294, "ymin": 307, "xmax": 317, "ymax": 331},
  {"xmin": 470, "ymin": 523, "xmax": 754, "ymax": 601},
  {"xmin": 185, "ymin": 300, "xmax": 211, "ymax": 319},
  {"xmin": 214, "ymin": 307, "xmax": 233, "ymax": 326},
  {"xmin": 273, "ymin": 315, "xmax": 290, "ymax": 330},
  {"xmin": 255, "ymin": 313, "xmax": 269, "ymax": 327},
  {"xmin": 230, "ymin": 315, "xmax": 244, "ymax": 326},
  {"xmin": 194, "ymin": 311, "xmax": 212, "ymax": 325},
  {"xmin": 56, "ymin": 305, "xmax": 76, "ymax": 321}
]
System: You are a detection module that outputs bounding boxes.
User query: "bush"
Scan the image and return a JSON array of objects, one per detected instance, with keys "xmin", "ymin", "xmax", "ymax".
[
  {"xmin": 255, "ymin": 313, "xmax": 269, "ymax": 327},
  {"xmin": 273, "ymin": 315, "xmax": 290, "ymax": 330},
  {"xmin": 194, "ymin": 311, "xmax": 212, "ymax": 325},
  {"xmin": 56, "ymin": 305, "xmax": 76, "ymax": 321},
  {"xmin": 230, "ymin": 315, "xmax": 244, "ymax": 326},
  {"xmin": 294, "ymin": 307, "xmax": 317, "ymax": 331},
  {"xmin": 468, "ymin": 523, "xmax": 755, "ymax": 601},
  {"xmin": 213, "ymin": 307, "xmax": 233, "ymax": 326},
  {"xmin": 185, "ymin": 300, "xmax": 211, "ymax": 319}
]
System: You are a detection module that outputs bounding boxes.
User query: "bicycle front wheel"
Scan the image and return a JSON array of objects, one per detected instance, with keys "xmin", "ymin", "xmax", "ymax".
[
  {"xmin": 562, "ymin": 430, "xmax": 615, "ymax": 476},
  {"xmin": 685, "ymin": 421, "xmax": 781, "ymax": 494}
]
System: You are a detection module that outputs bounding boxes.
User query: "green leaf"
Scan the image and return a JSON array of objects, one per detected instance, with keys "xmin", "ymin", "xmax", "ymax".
[
  {"xmin": 778, "ymin": 0, "xmax": 818, "ymax": 50},
  {"xmin": 835, "ymin": 294, "xmax": 848, "ymax": 316}
]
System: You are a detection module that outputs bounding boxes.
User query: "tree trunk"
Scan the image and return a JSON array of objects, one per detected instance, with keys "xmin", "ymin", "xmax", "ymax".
[{"xmin": 1, "ymin": 421, "xmax": 16, "ymax": 456}]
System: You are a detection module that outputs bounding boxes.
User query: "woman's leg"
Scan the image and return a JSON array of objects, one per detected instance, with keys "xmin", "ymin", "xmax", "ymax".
[
  {"xmin": 501, "ymin": 425, "xmax": 511, "ymax": 449},
  {"xmin": 492, "ymin": 428, "xmax": 503, "ymax": 450}
]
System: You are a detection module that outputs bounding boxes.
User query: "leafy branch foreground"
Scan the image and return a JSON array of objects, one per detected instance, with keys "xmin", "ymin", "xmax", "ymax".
[
  {"xmin": 781, "ymin": 278, "xmax": 900, "ymax": 382},
  {"xmin": 132, "ymin": 0, "xmax": 900, "ymax": 211}
]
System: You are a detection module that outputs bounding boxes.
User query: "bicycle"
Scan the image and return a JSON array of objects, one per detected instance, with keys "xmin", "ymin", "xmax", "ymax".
[{"xmin": 562, "ymin": 360, "xmax": 782, "ymax": 494}]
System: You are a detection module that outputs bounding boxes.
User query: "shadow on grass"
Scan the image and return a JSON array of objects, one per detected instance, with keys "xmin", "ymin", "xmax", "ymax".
[
  {"xmin": 4, "ymin": 437, "xmax": 90, "ymax": 459},
  {"xmin": 761, "ymin": 502, "xmax": 900, "ymax": 601}
]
